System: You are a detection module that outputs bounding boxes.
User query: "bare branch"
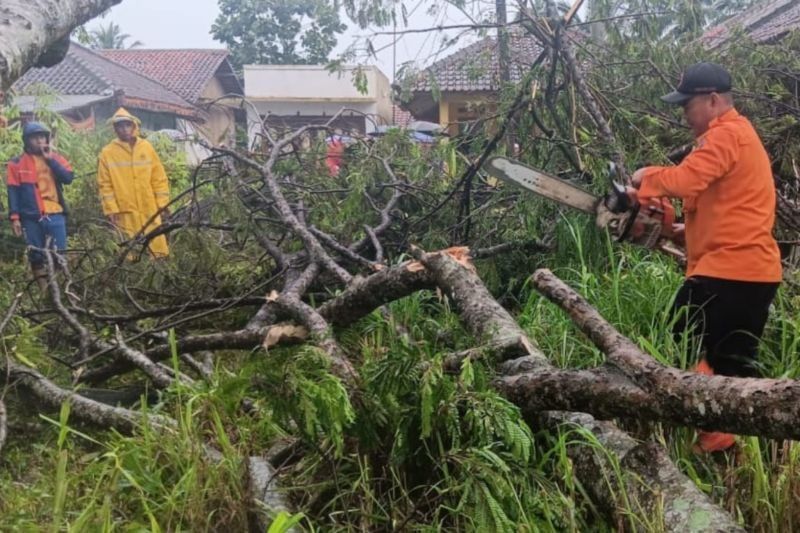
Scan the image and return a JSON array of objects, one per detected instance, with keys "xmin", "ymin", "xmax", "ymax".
[
  {"xmin": 114, "ymin": 327, "xmax": 175, "ymax": 389},
  {"xmin": 7, "ymin": 359, "xmax": 174, "ymax": 432},
  {"xmin": 0, "ymin": 399, "xmax": 6, "ymax": 457}
]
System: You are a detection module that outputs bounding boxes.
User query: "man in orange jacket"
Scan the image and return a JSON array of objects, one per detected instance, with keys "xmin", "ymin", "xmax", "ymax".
[{"xmin": 630, "ymin": 62, "xmax": 782, "ymax": 452}]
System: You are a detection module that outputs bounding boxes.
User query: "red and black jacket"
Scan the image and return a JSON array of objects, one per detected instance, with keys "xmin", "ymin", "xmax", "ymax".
[{"xmin": 6, "ymin": 152, "xmax": 74, "ymax": 221}]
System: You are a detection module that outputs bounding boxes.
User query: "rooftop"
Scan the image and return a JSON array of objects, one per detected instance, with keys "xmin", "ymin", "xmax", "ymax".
[
  {"xmin": 702, "ymin": 0, "xmax": 800, "ymax": 48},
  {"xmin": 13, "ymin": 42, "xmax": 201, "ymax": 119},
  {"xmin": 99, "ymin": 48, "xmax": 243, "ymax": 103},
  {"xmin": 410, "ymin": 27, "xmax": 545, "ymax": 94}
]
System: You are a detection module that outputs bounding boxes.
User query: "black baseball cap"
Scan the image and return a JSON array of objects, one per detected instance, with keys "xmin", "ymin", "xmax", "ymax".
[{"xmin": 661, "ymin": 62, "xmax": 732, "ymax": 105}]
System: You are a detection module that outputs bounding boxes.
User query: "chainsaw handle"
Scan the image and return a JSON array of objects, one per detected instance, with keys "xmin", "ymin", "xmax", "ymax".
[
  {"xmin": 604, "ymin": 180, "xmax": 637, "ymax": 214},
  {"xmin": 641, "ymin": 196, "xmax": 676, "ymax": 239}
]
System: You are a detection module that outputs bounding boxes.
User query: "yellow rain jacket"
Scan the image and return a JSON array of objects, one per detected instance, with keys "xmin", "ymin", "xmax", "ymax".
[{"xmin": 97, "ymin": 108, "xmax": 170, "ymax": 257}]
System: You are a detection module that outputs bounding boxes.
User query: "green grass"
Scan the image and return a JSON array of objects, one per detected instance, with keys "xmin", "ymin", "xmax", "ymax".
[{"xmin": 3, "ymin": 217, "xmax": 800, "ymax": 531}]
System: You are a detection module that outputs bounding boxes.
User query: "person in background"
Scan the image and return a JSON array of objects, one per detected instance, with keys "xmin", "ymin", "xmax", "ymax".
[
  {"xmin": 6, "ymin": 122, "xmax": 75, "ymax": 289},
  {"xmin": 629, "ymin": 62, "xmax": 781, "ymax": 453},
  {"xmin": 326, "ymin": 134, "xmax": 346, "ymax": 176},
  {"xmin": 97, "ymin": 107, "xmax": 170, "ymax": 258}
]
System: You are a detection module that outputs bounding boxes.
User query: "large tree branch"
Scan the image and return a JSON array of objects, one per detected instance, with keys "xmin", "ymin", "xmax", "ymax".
[
  {"xmin": 532, "ymin": 268, "xmax": 800, "ymax": 440},
  {"xmin": 0, "ymin": 0, "xmax": 123, "ymax": 88},
  {"xmin": 7, "ymin": 360, "xmax": 174, "ymax": 432},
  {"xmin": 80, "ymin": 261, "xmax": 435, "ymax": 385},
  {"xmin": 410, "ymin": 246, "xmax": 544, "ymax": 361},
  {"xmin": 540, "ymin": 410, "xmax": 744, "ymax": 532},
  {"xmin": 318, "ymin": 261, "xmax": 435, "ymax": 328},
  {"xmin": 413, "ymin": 248, "xmax": 740, "ymax": 531}
]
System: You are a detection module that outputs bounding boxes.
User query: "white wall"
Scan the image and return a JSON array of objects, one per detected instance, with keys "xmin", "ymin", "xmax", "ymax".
[
  {"xmin": 245, "ymin": 101, "xmax": 383, "ymax": 147},
  {"xmin": 245, "ymin": 65, "xmax": 388, "ymax": 101},
  {"xmin": 244, "ymin": 65, "xmax": 394, "ymax": 144}
]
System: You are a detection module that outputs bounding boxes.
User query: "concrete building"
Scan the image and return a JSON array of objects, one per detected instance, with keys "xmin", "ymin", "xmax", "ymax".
[{"xmin": 243, "ymin": 64, "xmax": 393, "ymax": 145}]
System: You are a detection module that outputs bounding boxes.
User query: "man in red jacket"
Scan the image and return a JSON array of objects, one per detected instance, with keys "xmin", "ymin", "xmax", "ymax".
[
  {"xmin": 6, "ymin": 122, "xmax": 75, "ymax": 289},
  {"xmin": 630, "ymin": 62, "xmax": 782, "ymax": 452}
]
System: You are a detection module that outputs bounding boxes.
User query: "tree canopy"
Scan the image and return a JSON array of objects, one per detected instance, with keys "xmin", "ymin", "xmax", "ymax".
[{"xmin": 211, "ymin": 0, "xmax": 347, "ymax": 70}]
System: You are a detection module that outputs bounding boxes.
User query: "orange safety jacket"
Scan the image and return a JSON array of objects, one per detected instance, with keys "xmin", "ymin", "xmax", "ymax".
[
  {"xmin": 6, "ymin": 152, "xmax": 73, "ymax": 220},
  {"xmin": 638, "ymin": 108, "xmax": 781, "ymax": 282}
]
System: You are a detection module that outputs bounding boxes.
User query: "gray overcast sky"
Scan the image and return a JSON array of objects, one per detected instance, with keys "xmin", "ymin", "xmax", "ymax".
[{"xmin": 103, "ymin": 0, "xmax": 480, "ymax": 81}]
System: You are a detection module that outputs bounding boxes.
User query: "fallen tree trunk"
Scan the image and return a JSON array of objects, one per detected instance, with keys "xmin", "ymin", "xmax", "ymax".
[
  {"xmin": 247, "ymin": 456, "xmax": 293, "ymax": 533},
  {"xmin": 0, "ymin": 0, "xmax": 123, "ymax": 88},
  {"xmin": 541, "ymin": 409, "xmax": 744, "ymax": 533},
  {"xmin": 413, "ymin": 248, "xmax": 740, "ymax": 531},
  {"xmin": 531, "ymin": 268, "xmax": 800, "ymax": 440}
]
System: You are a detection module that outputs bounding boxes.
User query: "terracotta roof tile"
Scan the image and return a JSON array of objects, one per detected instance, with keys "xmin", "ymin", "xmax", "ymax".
[
  {"xmin": 703, "ymin": 0, "xmax": 800, "ymax": 47},
  {"xmin": 99, "ymin": 49, "xmax": 243, "ymax": 103},
  {"xmin": 412, "ymin": 29, "xmax": 545, "ymax": 93},
  {"xmin": 13, "ymin": 42, "xmax": 200, "ymax": 118}
]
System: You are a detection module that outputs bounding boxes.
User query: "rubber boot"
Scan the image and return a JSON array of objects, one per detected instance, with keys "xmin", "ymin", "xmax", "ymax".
[{"xmin": 693, "ymin": 359, "xmax": 736, "ymax": 453}]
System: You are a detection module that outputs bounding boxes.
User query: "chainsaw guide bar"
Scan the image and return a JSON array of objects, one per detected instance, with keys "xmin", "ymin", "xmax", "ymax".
[{"xmin": 485, "ymin": 156, "xmax": 599, "ymax": 214}]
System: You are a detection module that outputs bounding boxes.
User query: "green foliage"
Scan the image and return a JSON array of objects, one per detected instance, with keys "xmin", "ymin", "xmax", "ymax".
[
  {"xmin": 268, "ymin": 511, "xmax": 308, "ymax": 532},
  {"xmin": 256, "ymin": 344, "xmax": 355, "ymax": 456},
  {"xmin": 212, "ymin": 0, "xmax": 347, "ymax": 71},
  {"xmin": 0, "ymin": 382, "xmax": 251, "ymax": 531},
  {"xmin": 8, "ymin": 3, "xmax": 800, "ymax": 530}
]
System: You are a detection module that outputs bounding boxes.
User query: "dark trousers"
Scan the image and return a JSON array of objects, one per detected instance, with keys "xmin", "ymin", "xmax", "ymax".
[
  {"xmin": 671, "ymin": 276, "xmax": 779, "ymax": 377},
  {"xmin": 20, "ymin": 213, "xmax": 67, "ymax": 268}
]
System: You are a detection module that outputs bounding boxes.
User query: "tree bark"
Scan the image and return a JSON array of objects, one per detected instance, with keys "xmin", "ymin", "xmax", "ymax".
[
  {"xmin": 0, "ymin": 399, "xmax": 6, "ymax": 456},
  {"xmin": 7, "ymin": 360, "xmax": 174, "ymax": 432},
  {"xmin": 318, "ymin": 262, "xmax": 435, "ymax": 328},
  {"xmin": 0, "ymin": 0, "xmax": 124, "ymax": 88},
  {"xmin": 541, "ymin": 410, "xmax": 744, "ymax": 532},
  {"xmin": 412, "ymin": 249, "xmax": 738, "ymax": 531},
  {"xmin": 531, "ymin": 268, "xmax": 800, "ymax": 440},
  {"xmin": 496, "ymin": 0, "xmax": 510, "ymax": 84},
  {"xmin": 247, "ymin": 456, "xmax": 293, "ymax": 532},
  {"xmin": 410, "ymin": 247, "xmax": 544, "ymax": 361}
]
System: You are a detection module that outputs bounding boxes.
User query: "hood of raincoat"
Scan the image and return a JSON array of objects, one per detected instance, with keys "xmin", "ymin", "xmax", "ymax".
[{"xmin": 109, "ymin": 107, "xmax": 141, "ymax": 138}]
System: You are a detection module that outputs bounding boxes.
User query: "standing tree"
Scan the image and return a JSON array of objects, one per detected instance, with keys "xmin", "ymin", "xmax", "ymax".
[
  {"xmin": 212, "ymin": 0, "xmax": 347, "ymax": 70},
  {"xmin": 87, "ymin": 21, "xmax": 143, "ymax": 49}
]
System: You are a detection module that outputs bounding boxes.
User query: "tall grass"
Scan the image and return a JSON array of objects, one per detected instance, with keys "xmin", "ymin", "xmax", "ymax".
[{"xmin": 3, "ymin": 217, "xmax": 800, "ymax": 531}]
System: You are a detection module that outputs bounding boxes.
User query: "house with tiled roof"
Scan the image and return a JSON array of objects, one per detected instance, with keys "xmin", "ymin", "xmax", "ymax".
[
  {"xmin": 98, "ymin": 49, "xmax": 243, "ymax": 147},
  {"xmin": 702, "ymin": 0, "xmax": 800, "ymax": 48},
  {"xmin": 400, "ymin": 28, "xmax": 544, "ymax": 135},
  {"xmin": 14, "ymin": 42, "xmax": 202, "ymax": 131}
]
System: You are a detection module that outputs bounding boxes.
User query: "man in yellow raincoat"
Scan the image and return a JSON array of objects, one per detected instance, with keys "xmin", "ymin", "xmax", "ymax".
[{"xmin": 97, "ymin": 108, "xmax": 170, "ymax": 257}]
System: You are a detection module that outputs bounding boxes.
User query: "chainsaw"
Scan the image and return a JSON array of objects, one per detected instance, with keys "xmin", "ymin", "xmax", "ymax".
[{"xmin": 485, "ymin": 156, "xmax": 685, "ymax": 260}]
